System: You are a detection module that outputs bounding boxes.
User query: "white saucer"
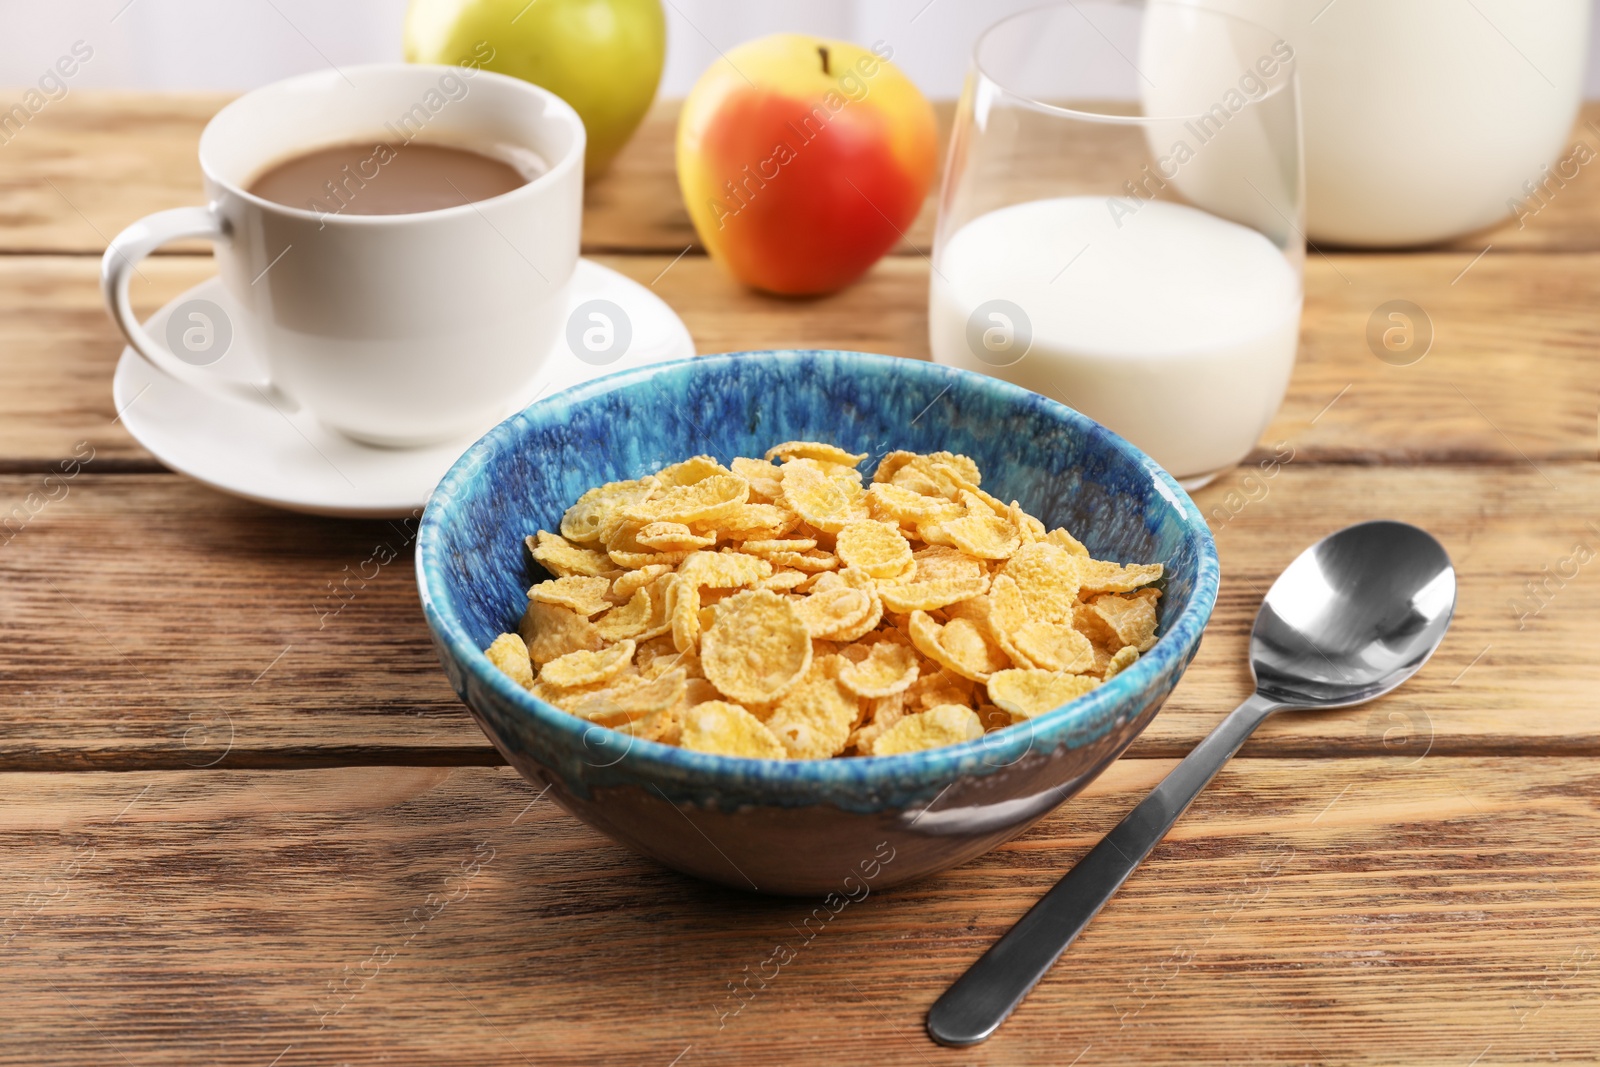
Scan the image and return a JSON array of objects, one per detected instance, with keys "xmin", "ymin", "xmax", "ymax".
[{"xmin": 113, "ymin": 259, "xmax": 696, "ymax": 518}]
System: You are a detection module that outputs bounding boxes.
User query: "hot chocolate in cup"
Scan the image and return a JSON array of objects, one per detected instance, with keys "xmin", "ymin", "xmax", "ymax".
[{"xmin": 102, "ymin": 63, "xmax": 585, "ymax": 447}]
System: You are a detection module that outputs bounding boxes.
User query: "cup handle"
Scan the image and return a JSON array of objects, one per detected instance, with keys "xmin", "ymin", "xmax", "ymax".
[{"xmin": 101, "ymin": 205, "xmax": 292, "ymax": 410}]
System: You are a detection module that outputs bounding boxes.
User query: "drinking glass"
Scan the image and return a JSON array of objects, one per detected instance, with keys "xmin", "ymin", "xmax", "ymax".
[{"xmin": 929, "ymin": 1, "xmax": 1304, "ymax": 489}]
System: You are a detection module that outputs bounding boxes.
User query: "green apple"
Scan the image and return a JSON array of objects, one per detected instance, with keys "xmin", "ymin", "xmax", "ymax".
[{"xmin": 404, "ymin": 0, "xmax": 666, "ymax": 177}]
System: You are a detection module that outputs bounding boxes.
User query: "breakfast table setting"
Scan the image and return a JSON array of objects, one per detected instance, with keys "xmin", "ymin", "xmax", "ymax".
[{"xmin": 3, "ymin": 1, "xmax": 1600, "ymax": 1064}]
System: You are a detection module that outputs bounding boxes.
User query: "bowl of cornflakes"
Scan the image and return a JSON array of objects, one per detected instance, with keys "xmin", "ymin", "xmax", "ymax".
[{"xmin": 417, "ymin": 350, "xmax": 1217, "ymax": 894}]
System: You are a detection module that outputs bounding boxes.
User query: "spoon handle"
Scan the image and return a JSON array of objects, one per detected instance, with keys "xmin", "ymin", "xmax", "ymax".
[{"xmin": 926, "ymin": 691, "xmax": 1281, "ymax": 1047}]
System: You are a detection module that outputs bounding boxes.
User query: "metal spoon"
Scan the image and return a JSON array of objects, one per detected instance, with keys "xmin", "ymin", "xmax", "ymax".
[{"xmin": 927, "ymin": 520, "xmax": 1456, "ymax": 1047}]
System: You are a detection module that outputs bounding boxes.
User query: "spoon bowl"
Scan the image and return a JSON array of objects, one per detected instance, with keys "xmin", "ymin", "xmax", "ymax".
[{"xmin": 1251, "ymin": 520, "xmax": 1457, "ymax": 707}]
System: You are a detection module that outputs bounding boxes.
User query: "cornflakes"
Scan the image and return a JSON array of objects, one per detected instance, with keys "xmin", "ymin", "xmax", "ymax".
[{"xmin": 485, "ymin": 444, "xmax": 1163, "ymax": 760}]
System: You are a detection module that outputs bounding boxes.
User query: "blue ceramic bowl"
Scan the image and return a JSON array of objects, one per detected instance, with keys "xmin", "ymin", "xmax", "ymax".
[{"xmin": 417, "ymin": 351, "xmax": 1218, "ymax": 894}]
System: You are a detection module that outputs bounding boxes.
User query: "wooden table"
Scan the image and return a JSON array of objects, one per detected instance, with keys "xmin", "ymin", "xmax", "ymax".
[{"xmin": 3, "ymin": 93, "xmax": 1598, "ymax": 1066}]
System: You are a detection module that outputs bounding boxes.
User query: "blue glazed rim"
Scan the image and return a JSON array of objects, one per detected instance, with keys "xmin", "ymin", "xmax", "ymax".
[{"xmin": 417, "ymin": 350, "xmax": 1219, "ymax": 794}]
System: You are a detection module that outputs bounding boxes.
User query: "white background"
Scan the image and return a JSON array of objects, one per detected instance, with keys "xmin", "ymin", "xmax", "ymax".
[{"xmin": 3, "ymin": 0, "xmax": 1600, "ymax": 99}]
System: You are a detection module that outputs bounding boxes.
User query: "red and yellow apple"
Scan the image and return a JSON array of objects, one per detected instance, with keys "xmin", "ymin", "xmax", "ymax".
[{"xmin": 676, "ymin": 34, "xmax": 938, "ymax": 296}]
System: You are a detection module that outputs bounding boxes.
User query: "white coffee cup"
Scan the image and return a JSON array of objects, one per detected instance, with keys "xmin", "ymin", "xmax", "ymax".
[{"xmin": 102, "ymin": 63, "xmax": 585, "ymax": 447}]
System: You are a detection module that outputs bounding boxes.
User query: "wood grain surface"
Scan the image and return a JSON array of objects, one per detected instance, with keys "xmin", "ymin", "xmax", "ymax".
[
  {"xmin": 3, "ymin": 759, "xmax": 1597, "ymax": 1066},
  {"xmin": 2, "ymin": 465, "xmax": 1593, "ymax": 768},
  {"xmin": 4, "ymin": 91, "xmax": 1599, "ymax": 1067}
]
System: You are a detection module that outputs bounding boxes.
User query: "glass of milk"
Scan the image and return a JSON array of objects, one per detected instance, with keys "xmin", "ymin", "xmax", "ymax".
[{"xmin": 929, "ymin": 1, "xmax": 1304, "ymax": 489}]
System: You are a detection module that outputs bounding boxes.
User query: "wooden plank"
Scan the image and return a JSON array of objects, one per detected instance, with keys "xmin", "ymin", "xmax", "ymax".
[
  {"xmin": 0, "ymin": 93, "xmax": 228, "ymax": 257},
  {"xmin": 2, "ymin": 251, "xmax": 1595, "ymax": 467},
  {"xmin": 4, "ymin": 94, "xmax": 1599, "ymax": 256},
  {"xmin": 1, "ymin": 758, "xmax": 1596, "ymax": 1065},
  {"xmin": 0, "ymin": 256, "xmax": 212, "ymax": 466},
  {"xmin": 1, "ymin": 465, "xmax": 1595, "ymax": 769}
]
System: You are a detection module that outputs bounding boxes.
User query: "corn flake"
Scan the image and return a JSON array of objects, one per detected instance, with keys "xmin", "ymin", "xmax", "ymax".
[
  {"xmin": 681, "ymin": 700, "xmax": 787, "ymax": 759},
  {"xmin": 1009, "ymin": 502, "xmax": 1047, "ymax": 544},
  {"xmin": 764, "ymin": 549, "xmax": 840, "ymax": 573},
  {"xmin": 756, "ymin": 568, "xmax": 809, "ymax": 592},
  {"xmin": 987, "ymin": 669, "xmax": 1101, "ymax": 721},
  {"xmin": 612, "ymin": 564, "xmax": 673, "ymax": 601},
  {"xmin": 1103, "ymin": 645, "xmax": 1141, "ymax": 680},
  {"xmin": 636, "ymin": 521, "xmax": 718, "ymax": 552},
  {"xmin": 608, "ymin": 547, "xmax": 690, "ymax": 569},
  {"xmin": 922, "ymin": 507, "xmax": 1020, "ymax": 561},
  {"xmin": 795, "ymin": 584, "xmax": 876, "ymax": 641},
  {"xmin": 835, "ymin": 520, "xmax": 914, "ymax": 579},
  {"xmin": 681, "ymin": 550, "xmax": 773, "ymax": 590},
  {"xmin": 655, "ymin": 455, "xmax": 731, "ymax": 486},
  {"xmin": 562, "ymin": 668, "xmax": 687, "ymax": 723},
  {"xmin": 909, "ymin": 611, "xmax": 1009, "ymax": 683},
  {"xmin": 665, "ymin": 574, "xmax": 701, "ymax": 654},
  {"xmin": 779, "ymin": 461, "xmax": 866, "ymax": 534},
  {"xmin": 730, "ymin": 456, "xmax": 784, "ymax": 502},
  {"xmin": 739, "ymin": 537, "xmax": 819, "ymax": 555},
  {"xmin": 872, "ymin": 704, "xmax": 984, "ymax": 755},
  {"xmin": 618, "ymin": 704, "xmax": 683, "ymax": 744},
  {"xmin": 540, "ymin": 639, "xmax": 636, "ymax": 688},
  {"xmin": 717, "ymin": 503, "xmax": 800, "ymax": 538},
  {"xmin": 701, "ymin": 589, "xmax": 813, "ymax": 705},
  {"xmin": 837, "ymin": 641, "xmax": 919, "ymax": 698},
  {"xmin": 878, "ymin": 575, "xmax": 988, "ymax": 613},
  {"xmin": 999, "ymin": 542, "xmax": 1080, "ymax": 625},
  {"xmin": 910, "ymin": 544, "xmax": 986, "ymax": 583},
  {"xmin": 529, "ymin": 574, "xmax": 613, "ymax": 617},
  {"xmin": 485, "ymin": 632, "xmax": 535, "ymax": 689},
  {"xmin": 594, "ymin": 587, "xmax": 654, "ymax": 641},
  {"xmin": 1012, "ymin": 620, "xmax": 1096, "ymax": 674},
  {"xmin": 1076, "ymin": 558, "xmax": 1165, "ymax": 594},
  {"xmin": 866, "ymin": 482, "xmax": 964, "ymax": 526},
  {"xmin": 1047, "ymin": 526, "xmax": 1091, "ymax": 557},
  {"xmin": 625, "ymin": 473, "xmax": 749, "ymax": 526},
  {"xmin": 849, "ymin": 693, "xmax": 907, "ymax": 754},
  {"xmin": 887, "ymin": 452, "xmax": 980, "ymax": 499},
  {"xmin": 907, "ymin": 667, "xmax": 976, "ymax": 711},
  {"xmin": 828, "ymin": 579, "xmax": 884, "ymax": 643},
  {"xmin": 764, "ymin": 656, "xmax": 861, "ymax": 759},
  {"xmin": 870, "ymin": 450, "xmax": 918, "ymax": 484},
  {"xmin": 529, "ymin": 531, "xmax": 615, "ymax": 578},
  {"xmin": 765, "ymin": 441, "xmax": 868, "ymax": 467},
  {"xmin": 1085, "ymin": 588, "xmax": 1162, "ymax": 651},
  {"xmin": 559, "ymin": 476, "xmax": 656, "ymax": 544},
  {"xmin": 520, "ymin": 599, "xmax": 606, "ymax": 666}
]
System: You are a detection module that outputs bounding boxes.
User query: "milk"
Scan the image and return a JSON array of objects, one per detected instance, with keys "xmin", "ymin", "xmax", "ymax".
[{"xmin": 929, "ymin": 197, "xmax": 1300, "ymax": 484}]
